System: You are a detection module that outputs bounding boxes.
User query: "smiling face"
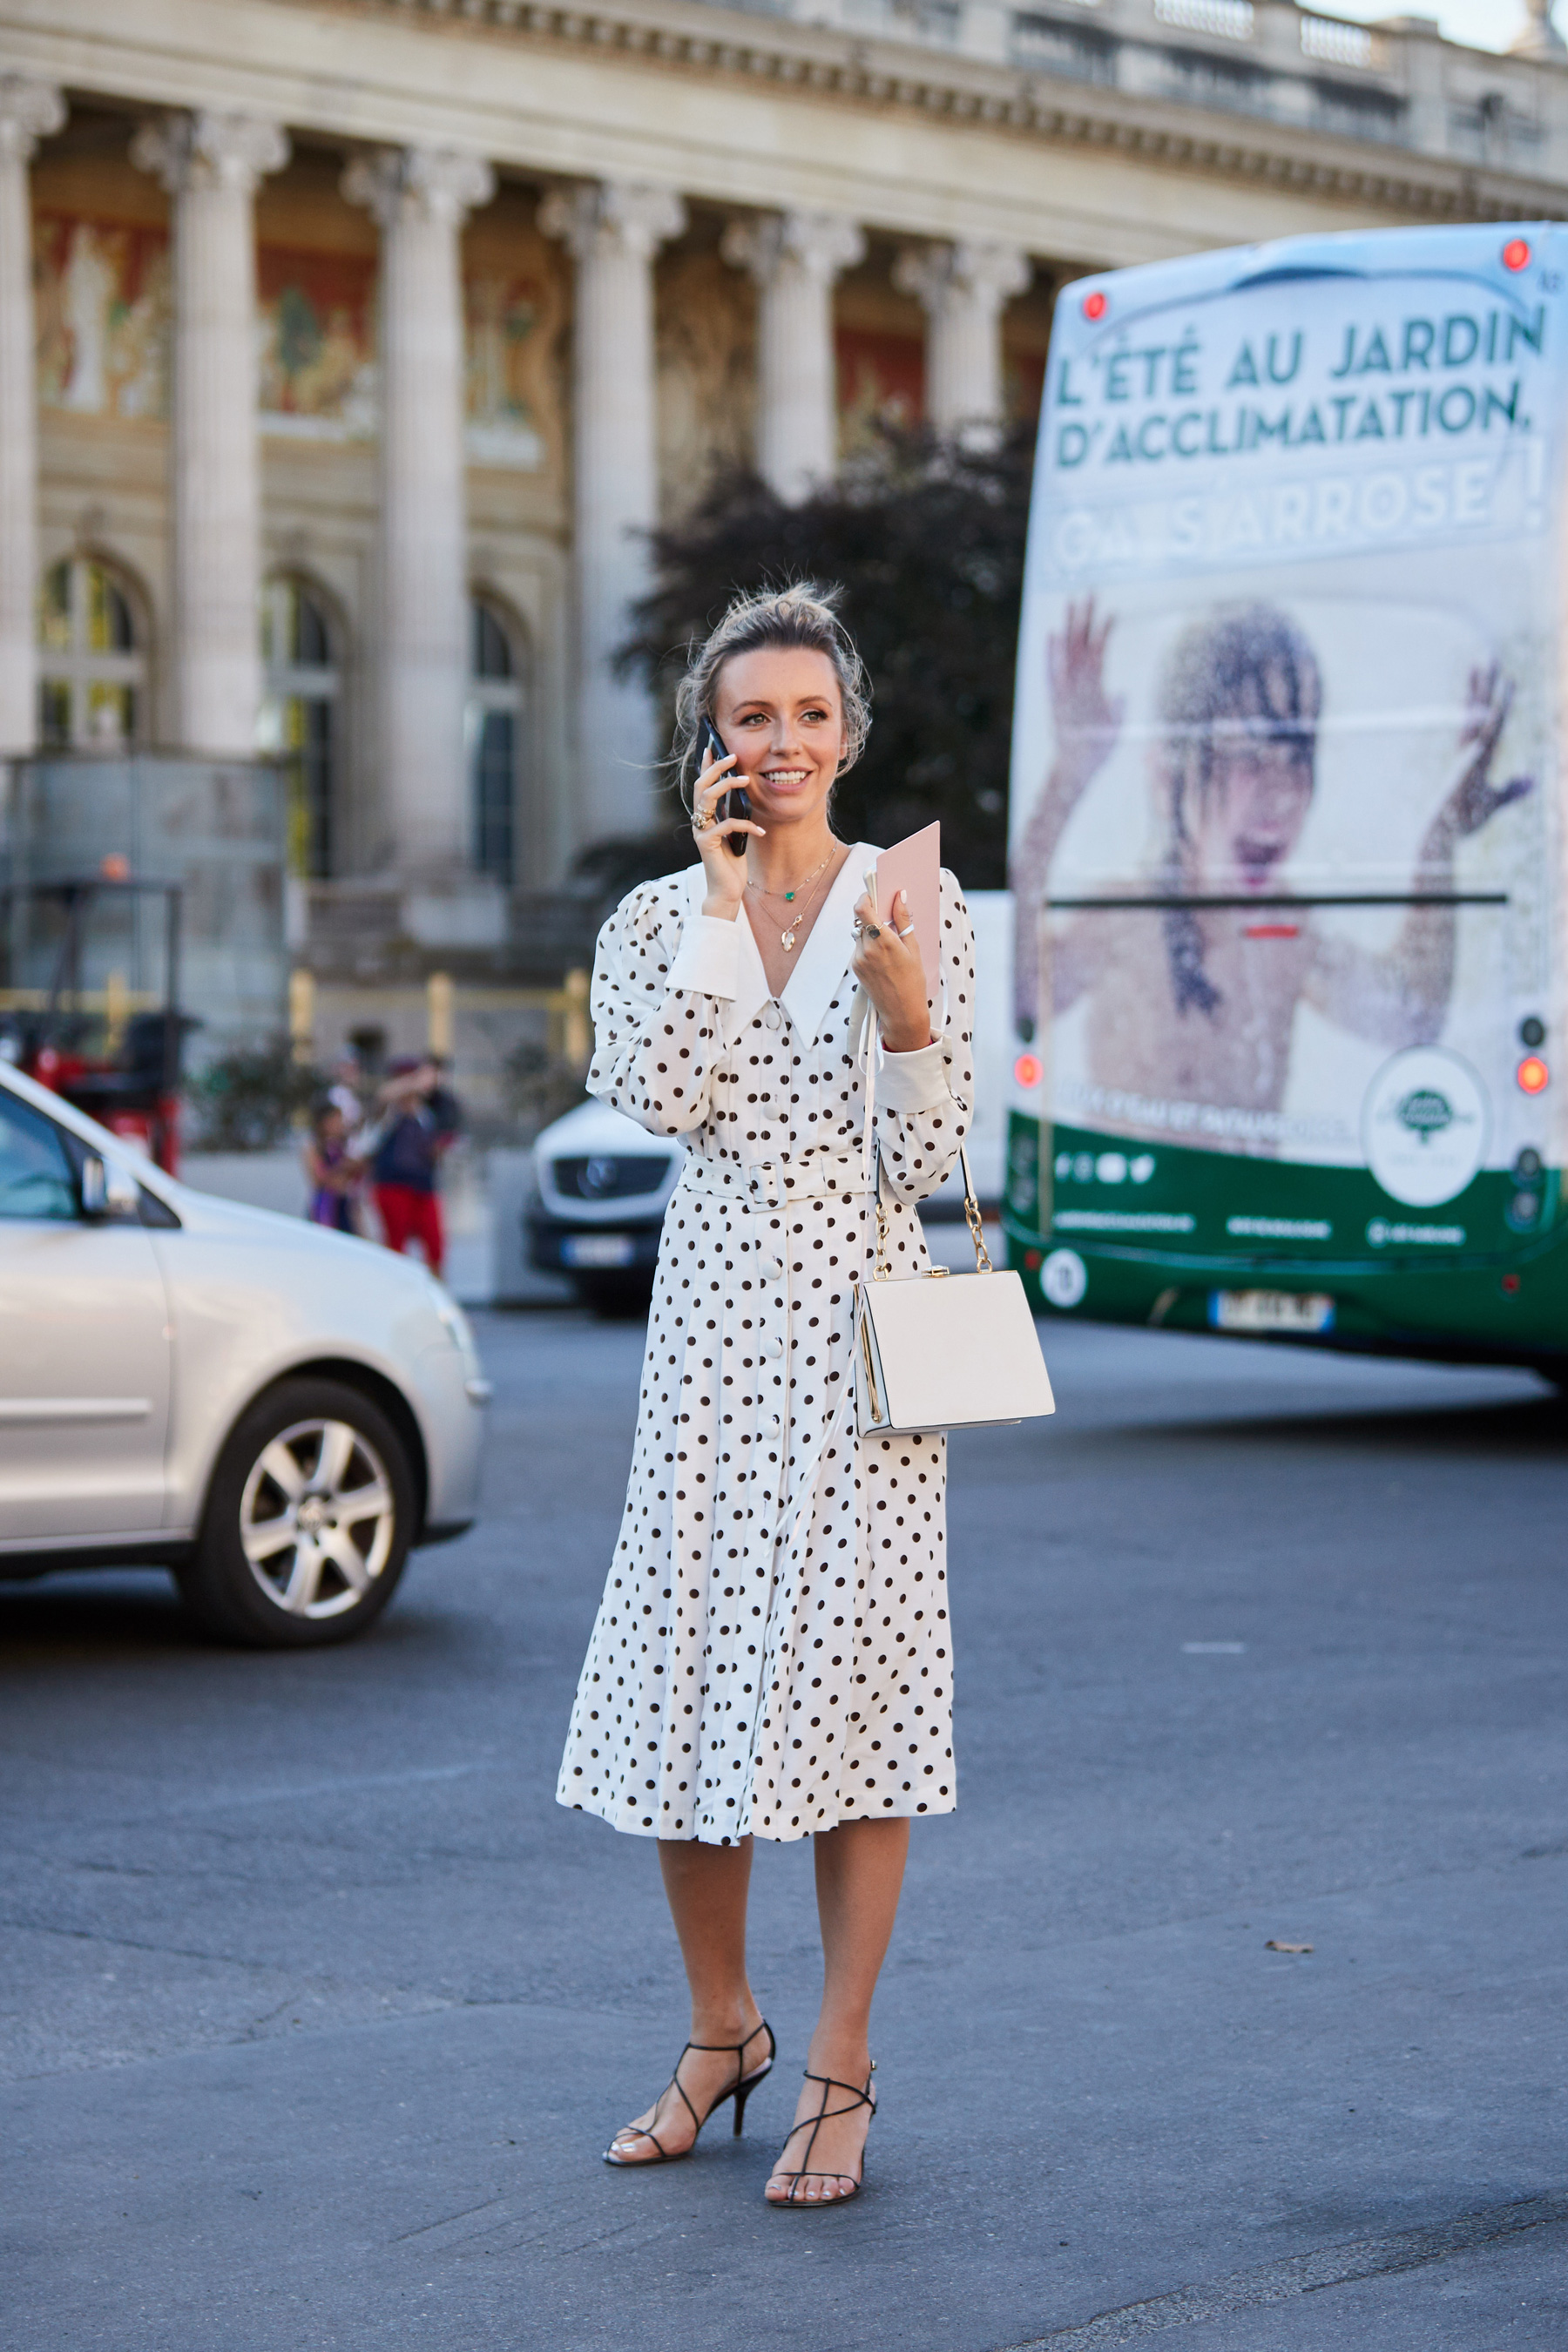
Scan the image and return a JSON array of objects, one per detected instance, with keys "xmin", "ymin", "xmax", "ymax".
[{"xmin": 710, "ymin": 646, "xmax": 845, "ymax": 833}]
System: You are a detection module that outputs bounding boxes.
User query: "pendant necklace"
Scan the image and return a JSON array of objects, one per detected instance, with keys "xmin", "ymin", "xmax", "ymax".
[{"xmin": 747, "ymin": 844, "xmax": 839, "ymax": 953}]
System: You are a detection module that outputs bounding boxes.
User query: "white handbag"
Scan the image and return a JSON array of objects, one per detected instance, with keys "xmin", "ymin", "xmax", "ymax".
[{"xmin": 854, "ymin": 1014, "xmax": 1057, "ymax": 1439}]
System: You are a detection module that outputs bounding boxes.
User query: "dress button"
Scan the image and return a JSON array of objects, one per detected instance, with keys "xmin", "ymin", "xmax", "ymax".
[
  {"xmin": 763, "ymin": 1002, "xmax": 783, "ymax": 1032},
  {"xmin": 760, "ymin": 1335, "xmax": 783, "ymax": 1359},
  {"xmin": 763, "ymin": 1259, "xmax": 784, "ymax": 1281}
]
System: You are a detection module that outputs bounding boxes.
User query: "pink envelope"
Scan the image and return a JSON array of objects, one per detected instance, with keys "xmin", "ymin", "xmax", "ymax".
[{"xmin": 868, "ymin": 823, "xmax": 941, "ymax": 996}]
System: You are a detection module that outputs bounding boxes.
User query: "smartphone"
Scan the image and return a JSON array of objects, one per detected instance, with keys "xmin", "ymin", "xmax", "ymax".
[{"xmin": 700, "ymin": 718, "xmax": 750, "ymax": 857}]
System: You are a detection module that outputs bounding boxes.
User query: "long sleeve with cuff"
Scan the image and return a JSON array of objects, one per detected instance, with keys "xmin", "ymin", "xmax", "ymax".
[{"xmin": 585, "ymin": 886, "xmax": 739, "ymax": 1139}]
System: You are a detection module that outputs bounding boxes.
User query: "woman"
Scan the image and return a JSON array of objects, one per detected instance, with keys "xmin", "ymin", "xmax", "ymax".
[{"xmin": 557, "ymin": 584, "xmax": 975, "ymax": 2205}]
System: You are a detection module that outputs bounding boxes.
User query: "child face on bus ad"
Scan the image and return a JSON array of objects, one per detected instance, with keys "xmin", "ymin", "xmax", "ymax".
[{"xmin": 1179, "ymin": 729, "xmax": 1315, "ymax": 892}]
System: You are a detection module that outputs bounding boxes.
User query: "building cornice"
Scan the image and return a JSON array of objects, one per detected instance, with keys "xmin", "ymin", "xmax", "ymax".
[
  {"xmin": 291, "ymin": 0, "xmax": 1568, "ymax": 226},
  {"xmin": 0, "ymin": 0, "xmax": 1559, "ymax": 253}
]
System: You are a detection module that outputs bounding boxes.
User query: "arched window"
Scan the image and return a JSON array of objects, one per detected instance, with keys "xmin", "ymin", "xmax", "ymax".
[
  {"xmin": 260, "ymin": 577, "xmax": 340, "ymax": 880},
  {"xmin": 37, "ymin": 556, "xmax": 146, "ymax": 748},
  {"xmin": 468, "ymin": 594, "xmax": 525, "ymax": 886}
]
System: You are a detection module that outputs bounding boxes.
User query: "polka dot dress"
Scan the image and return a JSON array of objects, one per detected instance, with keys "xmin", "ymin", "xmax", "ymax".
[{"xmin": 557, "ymin": 848, "xmax": 977, "ymax": 1845}]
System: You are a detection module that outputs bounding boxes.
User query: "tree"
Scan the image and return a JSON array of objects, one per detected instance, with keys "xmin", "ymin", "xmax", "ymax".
[{"xmin": 618, "ymin": 425, "xmax": 1034, "ymax": 890}]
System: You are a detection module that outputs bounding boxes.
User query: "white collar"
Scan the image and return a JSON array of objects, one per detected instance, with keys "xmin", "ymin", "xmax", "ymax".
[{"xmin": 689, "ymin": 844, "xmax": 879, "ymax": 1039}]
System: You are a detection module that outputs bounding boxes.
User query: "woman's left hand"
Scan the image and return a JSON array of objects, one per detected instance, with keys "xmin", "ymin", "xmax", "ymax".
[{"xmin": 852, "ymin": 889, "xmax": 933, "ymax": 1054}]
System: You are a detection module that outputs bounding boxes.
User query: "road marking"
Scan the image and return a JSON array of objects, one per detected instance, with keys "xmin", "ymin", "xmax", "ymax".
[
  {"xmin": 997, "ymin": 2190, "xmax": 1567, "ymax": 2349},
  {"xmin": 1181, "ymin": 1642, "xmax": 1246, "ymax": 1654}
]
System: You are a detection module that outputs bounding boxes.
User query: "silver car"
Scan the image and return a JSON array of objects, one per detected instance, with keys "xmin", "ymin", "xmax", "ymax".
[{"xmin": 0, "ymin": 1062, "xmax": 488, "ymax": 1647}]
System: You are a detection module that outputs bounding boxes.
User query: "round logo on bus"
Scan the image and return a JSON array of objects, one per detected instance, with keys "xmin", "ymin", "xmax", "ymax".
[
  {"xmin": 1043, "ymin": 1247, "xmax": 1088, "ymax": 1308},
  {"xmin": 1362, "ymin": 1048, "xmax": 1490, "ymax": 1207}
]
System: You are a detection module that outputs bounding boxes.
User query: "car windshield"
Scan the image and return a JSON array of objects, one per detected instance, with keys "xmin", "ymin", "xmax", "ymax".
[{"xmin": 0, "ymin": 1090, "xmax": 78, "ymax": 1220}]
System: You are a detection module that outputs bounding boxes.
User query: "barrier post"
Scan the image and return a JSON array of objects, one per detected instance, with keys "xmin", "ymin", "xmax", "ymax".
[
  {"xmin": 427, "ymin": 970, "xmax": 455, "ymax": 1059},
  {"xmin": 563, "ymin": 967, "xmax": 591, "ymax": 1071},
  {"xmin": 287, "ymin": 968, "xmax": 315, "ymax": 1065}
]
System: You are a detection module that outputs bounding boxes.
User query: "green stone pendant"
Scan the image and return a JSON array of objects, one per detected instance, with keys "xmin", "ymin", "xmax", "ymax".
[{"xmin": 784, "ymin": 889, "xmax": 795, "ymax": 901}]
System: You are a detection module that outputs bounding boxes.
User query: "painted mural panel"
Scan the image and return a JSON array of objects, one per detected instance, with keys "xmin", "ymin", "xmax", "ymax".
[
  {"xmin": 656, "ymin": 249, "xmax": 754, "ymax": 514},
  {"xmin": 257, "ymin": 246, "xmax": 378, "ymax": 437},
  {"xmin": 836, "ymin": 327, "xmax": 923, "ymax": 451},
  {"xmin": 34, "ymin": 213, "xmax": 170, "ymax": 419},
  {"xmin": 465, "ymin": 272, "xmax": 554, "ymax": 470}
]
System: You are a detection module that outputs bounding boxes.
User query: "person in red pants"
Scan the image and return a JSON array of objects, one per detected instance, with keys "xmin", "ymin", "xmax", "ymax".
[{"xmin": 368, "ymin": 1057, "xmax": 447, "ymax": 1279}]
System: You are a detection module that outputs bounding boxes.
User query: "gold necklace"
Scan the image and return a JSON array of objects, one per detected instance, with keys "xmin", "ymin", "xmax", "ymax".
[
  {"xmin": 745, "ymin": 847, "xmax": 835, "ymax": 904},
  {"xmin": 747, "ymin": 844, "xmax": 840, "ymax": 953}
]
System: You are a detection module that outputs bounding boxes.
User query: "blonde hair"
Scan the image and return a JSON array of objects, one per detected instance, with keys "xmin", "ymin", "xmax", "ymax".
[{"xmin": 670, "ymin": 581, "xmax": 871, "ymax": 812}]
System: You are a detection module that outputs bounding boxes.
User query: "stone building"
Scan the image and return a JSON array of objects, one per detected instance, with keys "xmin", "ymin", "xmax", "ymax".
[{"xmin": 0, "ymin": 0, "xmax": 1565, "ymax": 1073}]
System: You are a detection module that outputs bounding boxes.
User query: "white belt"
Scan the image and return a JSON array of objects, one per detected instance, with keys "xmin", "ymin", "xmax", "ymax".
[{"xmin": 679, "ymin": 1149, "xmax": 865, "ymax": 1210}]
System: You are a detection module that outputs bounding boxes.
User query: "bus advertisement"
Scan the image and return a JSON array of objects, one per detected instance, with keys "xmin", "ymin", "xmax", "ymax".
[{"xmin": 1004, "ymin": 222, "xmax": 1567, "ymax": 1372}]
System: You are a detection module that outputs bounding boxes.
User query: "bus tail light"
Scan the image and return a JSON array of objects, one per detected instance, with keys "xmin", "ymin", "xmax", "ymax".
[
  {"xmin": 1517, "ymin": 1055, "xmax": 1549, "ymax": 1094},
  {"xmin": 1014, "ymin": 1052, "xmax": 1044, "ymax": 1088},
  {"xmin": 1503, "ymin": 238, "xmax": 1531, "ymax": 274},
  {"xmin": 1081, "ymin": 289, "xmax": 1107, "ymax": 321}
]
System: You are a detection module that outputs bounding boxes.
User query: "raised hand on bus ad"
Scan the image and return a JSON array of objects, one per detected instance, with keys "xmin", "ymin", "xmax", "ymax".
[
  {"xmin": 1429, "ymin": 663, "xmax": 1532, "ymax": 851},
  {"xmin": 1011, "ymin": 594, "xmax": 1126, "ymax": 1026},
  {"xmin": 1309, "ymin": 660, "xmax": 1533, "ymax": 1052},
  {"xmin": 1048, "ymin": 596, "xmax": 1125, "ymax": 798}
]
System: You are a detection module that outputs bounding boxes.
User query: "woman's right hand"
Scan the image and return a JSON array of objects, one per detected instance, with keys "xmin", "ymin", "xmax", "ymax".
[{"xmin": 693, "ymin": 750, "xmax": 766, "ymax": 919}]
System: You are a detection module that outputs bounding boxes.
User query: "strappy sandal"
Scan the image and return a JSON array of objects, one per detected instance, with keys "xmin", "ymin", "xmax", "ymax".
[
  {"xmin": 605, "ymin": 2019, "xmax": 775, "ymax": 2166},
  {"xmin": 766, "ymin": 2063, "xmax": 875, "ymax": 2206}
]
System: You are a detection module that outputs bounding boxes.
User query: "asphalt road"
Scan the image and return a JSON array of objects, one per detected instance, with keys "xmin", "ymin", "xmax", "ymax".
[{"xmin": 3, "ymin": 1307, "xmax": 1566, "ymax": 2352}]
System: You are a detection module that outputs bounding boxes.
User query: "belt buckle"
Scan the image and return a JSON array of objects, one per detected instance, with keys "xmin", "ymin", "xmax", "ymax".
[{"xmin": 749, "ymin": 1162, "xmax": 781, "ymax": 1208}]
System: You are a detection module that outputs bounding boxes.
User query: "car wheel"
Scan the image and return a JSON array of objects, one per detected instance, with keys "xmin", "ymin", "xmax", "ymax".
[{"xmin": 178, "ymin": 1377, "xmax": 416, "ymax": 1649}]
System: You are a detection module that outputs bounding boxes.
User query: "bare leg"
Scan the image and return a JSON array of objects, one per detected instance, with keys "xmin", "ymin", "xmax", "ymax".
[
  {"xmin": 766, "ymin": 1817, "xmax": 909, "ymax": 2202},
  {"xmin": 607, "ymin": 1837, "xmax": 768, "ymax": 2163}
]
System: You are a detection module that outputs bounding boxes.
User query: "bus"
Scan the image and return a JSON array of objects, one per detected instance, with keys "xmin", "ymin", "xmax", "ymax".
[{"xmin": 1004, "ymin": 221, "xmax": 1568, "ymax": 1376}]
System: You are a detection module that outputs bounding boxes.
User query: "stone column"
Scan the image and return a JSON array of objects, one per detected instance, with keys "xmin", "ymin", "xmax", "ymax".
[
  {"xmin": 132, "ymin": 111, "xmax": 289, "ymax": 755},
  {"xmin": 344, "ymin": 146, "xmax": 495, "ymax": 875},
  {"xmin": 541, "ymin": 179, "xmax": 686, "ymax": 843},
  {"xmin": 0, "ymin": 77, "xmax": 64, "ymax": 755},
  {"xmin": 721, "ymin": 211, "xmax": 864, "ymax": 504},
  {"xmin": 894, "ymin": 240, "xmax": 1030, "ymax": 438}
]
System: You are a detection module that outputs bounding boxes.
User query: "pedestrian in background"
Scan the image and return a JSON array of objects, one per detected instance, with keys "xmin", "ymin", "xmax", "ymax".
[
  {"xmin": 301, "ymin": 1097, "xmax": 365, "ymax": 1234},
  {"xmin": 326, "ymin": 1050, "xmax": 363, "ymax": 1130},
  {"xmin": 556, "ymin": 584, "xmax": 976, "ymax": 2207},
  {"xmin": 365, "ymin": 1057, "xmax": 447, "ymax": 1280},
  {"xmin": 426, "ymin": 1054, "xmax": 463, "ymax": 1153}
]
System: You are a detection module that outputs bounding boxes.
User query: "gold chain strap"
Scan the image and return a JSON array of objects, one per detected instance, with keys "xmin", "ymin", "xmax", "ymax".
[
  {"xmin": 964, "ymin": 1185, "xmax": 992, "ymax": 1274},
  {"xmin": 874, "ymin": 1187, "xmax": 892, "ymax": 1281}
]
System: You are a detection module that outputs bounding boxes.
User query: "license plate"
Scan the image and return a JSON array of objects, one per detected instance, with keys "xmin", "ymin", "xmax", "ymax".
[
  {"xmin": 1210, "ymin": 1289, "xmax": 1335, "ymax": 1335},
  {"xmin": 562, "ymin": 1233, "xmax": 636, "ymax": 1268}
]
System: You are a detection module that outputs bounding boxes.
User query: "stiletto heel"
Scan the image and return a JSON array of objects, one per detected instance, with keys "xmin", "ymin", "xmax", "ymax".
[
  {"xmin": 605, "ymin": 2019, "xmax": 775, "ymax": 2166},
  {"xmin": 767, "ymin": 2063, "xmax": 876, "ymax": 2207},
  {"xmin": 733, "ymin": 2067, "xmax": 762, "ymax": 2137}
]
